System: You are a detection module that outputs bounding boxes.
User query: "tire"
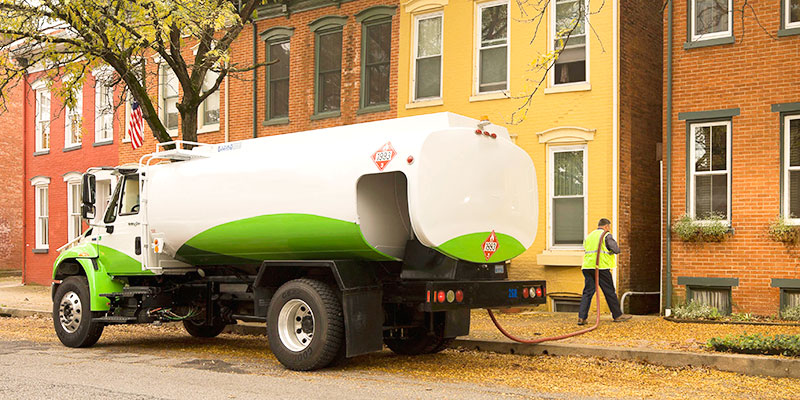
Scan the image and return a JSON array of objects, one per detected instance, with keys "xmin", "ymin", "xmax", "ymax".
[
  {"xmin": 183, "ymin": 316, "xmax": 227, "ymax": 338},
  {"xmin": 53, "ymin": 276, "xmax": 105, "ymax": 348},
  {"xmin": 267, "ymin": 279, "xmax": 344, "ymax": 371}
]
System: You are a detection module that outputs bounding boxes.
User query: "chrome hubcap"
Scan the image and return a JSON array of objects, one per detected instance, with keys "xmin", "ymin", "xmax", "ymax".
[
  {"xmin": 277, "ymin": 299, "xmax": 314, "ymax": 352},
  {"xmin": 59, "ymin": 291, "xmax": 82, "ymax": 333}
]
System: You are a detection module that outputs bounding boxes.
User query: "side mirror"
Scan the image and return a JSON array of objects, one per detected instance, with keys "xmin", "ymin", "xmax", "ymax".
[
  {"xmin": 81, "ymin": 203, "xmax": 96, "ymax": 220},
  {"xmin": 81, "ymin": 174, "xmax": 96, "ymax": 205}
]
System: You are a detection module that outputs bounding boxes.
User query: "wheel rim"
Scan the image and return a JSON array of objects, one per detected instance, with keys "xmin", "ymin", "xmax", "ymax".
[
  {"xmin": 277, "ymin": 299, "xmax": 314, "ymax": 352},
  {"xmin": 59, "ymin": 291, "xmax": 82, "ymax": 334}
]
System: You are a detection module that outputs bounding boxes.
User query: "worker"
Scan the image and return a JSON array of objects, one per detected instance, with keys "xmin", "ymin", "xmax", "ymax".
[{"xmin": 577, "ymin": 218, "xmax": 632, "ymax": 325}]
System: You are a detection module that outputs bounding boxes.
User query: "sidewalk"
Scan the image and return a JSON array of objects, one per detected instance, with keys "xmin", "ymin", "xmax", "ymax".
[{"xmin": 2, "ymin": 275, "xmax": 799, "ymax": 378}]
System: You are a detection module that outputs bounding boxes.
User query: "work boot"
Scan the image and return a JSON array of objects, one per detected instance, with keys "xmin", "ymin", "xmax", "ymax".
[
  {"xmin": 613, "ymin": 314, "xmax": 632, "ymax": 322},
  {"xmin": 577, "ymin": 318, "xmax": 587, "ymax": 326}
]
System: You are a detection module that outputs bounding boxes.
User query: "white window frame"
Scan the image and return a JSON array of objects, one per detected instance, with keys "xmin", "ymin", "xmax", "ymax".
[
  {"xmin": 787, "ymin": 0, "xmax": 800, "ymax": 30},
  {"xmin": 474, "ymin": 0, "xmax": 510, "ymax": 95},
  {"xmin": 690, "ymin": 0, "xmax": 733, "ymax": 41},
  {"xmin": 198, "ymin": 71, "xmax": 220, "ymax": 134},
  {"xmin": 547, "ymin": 144, "xmax": 588, "ymax": 250},
  {"xmin": 94, "ymin": 76, "xmax": 114, "ymax": 145},
  {"xmin": 32, "ymin": 80, "xmax": 50, "ymax": 152},
  {"xmin": 64, "ymin": 84, "xmax": 83, "ymax": 148},
  {"xmin": 688, "ymin": 120, "xmax": 732, "ymax": 223},
  {"xmin": 411, "ymin": 11, "xmax": 444, "ymax": 102},
  {"xmin": 31, "ymin": 176, "xmax": 50, "ymax": 250},
  {"xmin": 783, "ymin": 115, "xmax": 800, "ymax": 224},
  {"xmin": 159, "ymin": 64, "xmax": 179, "ymax": 137},
  {"xmin": 549, "ymin": 0, "xmax": 590, "ymax": 88},
  {"xmin": 64, "ymin": 173, "xmax": 83, "ymax": 241}
]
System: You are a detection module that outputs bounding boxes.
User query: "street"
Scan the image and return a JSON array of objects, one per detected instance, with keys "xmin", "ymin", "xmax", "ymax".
[{"xmin": 1, "ymin": 317, "xmax": 798, "ymax": 400}]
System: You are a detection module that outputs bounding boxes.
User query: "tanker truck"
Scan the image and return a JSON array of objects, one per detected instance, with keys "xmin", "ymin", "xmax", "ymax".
[{"xmin": 51, "ymin": 112, "xmax": 545, "ymax": 370}]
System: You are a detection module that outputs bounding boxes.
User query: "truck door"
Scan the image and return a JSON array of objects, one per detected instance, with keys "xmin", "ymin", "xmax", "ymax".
[{"xmin": 97, "ymin": 173, "xmax": 146, "ymax": 274}]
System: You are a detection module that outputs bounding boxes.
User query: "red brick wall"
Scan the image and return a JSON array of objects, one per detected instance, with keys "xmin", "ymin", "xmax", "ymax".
[
  {"xmin": 0, "ymin": 81, "xmax": 24, "ymax": 272},
  {"xmin": 24, "ymin": 72, "xmax": 120, "ymax": 284},
  {"xmin": 617, "ymin": 0, "xmax": 664, "ymax": 301},
  {"xmin": 119, "ymin": 0, "xmax": 399, "ymax": 164},
  {"xmin": 664, "ymin": 0, "xmax": 800, "ymax": 315}
]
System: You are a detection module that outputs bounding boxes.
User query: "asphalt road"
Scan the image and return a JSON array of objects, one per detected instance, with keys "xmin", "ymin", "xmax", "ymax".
[{"xmin": 0, "ymin": 339, "xmax": 558, "ymax": 400}]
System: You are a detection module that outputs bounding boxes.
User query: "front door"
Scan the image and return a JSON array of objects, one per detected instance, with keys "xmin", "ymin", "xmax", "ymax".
[{"xmin": 96, "ymin": 174, "xmax": 146, "ymax": 275}]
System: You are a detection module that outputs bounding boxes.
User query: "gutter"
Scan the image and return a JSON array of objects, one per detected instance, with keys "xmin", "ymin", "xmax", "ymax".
[
  {"xmin": 664, "ymin": 0, "xmax": 673, "ymax": 315},
  {"xmin": 252, "ymin": 20, "xmax": 258, "ymax": 139}
]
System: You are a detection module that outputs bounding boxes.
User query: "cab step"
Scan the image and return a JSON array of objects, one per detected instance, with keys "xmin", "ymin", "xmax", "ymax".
[
  {"xmin": 94, "ymin": 315, "xmax": 138, "ymax": 324},
  {"xmin": 100, "ymin": 286, "xmax": 160, "ymax": 298}
]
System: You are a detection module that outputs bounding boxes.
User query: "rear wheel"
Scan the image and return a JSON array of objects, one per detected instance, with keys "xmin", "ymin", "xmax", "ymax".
[
  {"xmin": 53, "ymin": 276, "xmax": 105, "ymax": 348},
  {"xmin": 267, "ymin": 279, "xmax": 344, "ymax": 371}
]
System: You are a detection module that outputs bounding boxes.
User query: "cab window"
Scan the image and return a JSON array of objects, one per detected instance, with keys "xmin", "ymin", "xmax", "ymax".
[
  {"xmin": 119, "ymin": 175, "xmax": 140, "ymax": 215},
  {"xmin": 103, "ymin": 179, "xmax": 122, "ymax": 224}
]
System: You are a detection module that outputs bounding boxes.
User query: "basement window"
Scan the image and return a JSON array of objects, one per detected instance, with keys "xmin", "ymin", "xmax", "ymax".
[
  {"xmin": 551, "ymin": 297, "xmax": 581, "ymax": 313},
  {"xmin": 678, "ymin": 276, "xmax": 738, "ymax": 315}
]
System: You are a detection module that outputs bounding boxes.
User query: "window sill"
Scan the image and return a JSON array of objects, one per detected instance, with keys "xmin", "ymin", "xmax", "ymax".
[
  {"xmin": 544, "ymin": 82, "xmax": 591, "ymax": 94},
  {"xmin": 469, "ymin": 92, "xmax": 510, "ymax": 103},
  {"xmin": 405, "ymin": 99, "xmax": 443, "ymax": 109},
  {"xmin": 778, "ymin": 27, "xmax": 800, "ymax": 37},
  {"xmin": 198, "ymin": 124, "xmax": 220, "ymax": 135},
  {"xmin": 32, "ymin": 248, "xmax": 48, "ymax": 254},
  {"xmin": 93, "ymin": 140, "xmax": 113, "ymax": 147},
  {"xmin": 262, "ymin": 117, "xmax": 290, "ymax": 127},
  {"xmin": 310, "ymin": 111, "xmax": 341, "ymax": 121},
  {"xmin": 683, "ymin": 36, "xmax": 735, "ymax": 50},
  {"xmin": 357, "ymin": 104, "xmax": 391, "ymax": 115},
  {"xmin": 536, "ymin": 249, "xmax": 584, "ymax": 267},
  {"xmin": 63, "ymin": 145, "xmax": 82, "ymax": 153},
  {"xmin": 33, "ymin": 150, "xmax": 50, "ymax": 156}
]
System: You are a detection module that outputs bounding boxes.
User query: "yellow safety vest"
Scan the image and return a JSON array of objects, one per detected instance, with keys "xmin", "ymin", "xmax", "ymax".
[{"xmin": 582, "ymin": 229, "xmax": 616, "ymax": 270}]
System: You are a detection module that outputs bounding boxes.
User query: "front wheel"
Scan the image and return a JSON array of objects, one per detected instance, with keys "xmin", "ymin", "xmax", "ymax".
[
  {"xmin": 267, "ymin": 279, "xmax": 344, "ymax": 371},
  {"xmin": 53, "ymin": 276, "xmax": 105, "ymax": 348}
]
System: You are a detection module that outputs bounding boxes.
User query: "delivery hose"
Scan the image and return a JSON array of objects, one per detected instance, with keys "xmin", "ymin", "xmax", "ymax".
[{"xmin": 487, "ymin": 231, "xmax": 608, "ymax": 344}]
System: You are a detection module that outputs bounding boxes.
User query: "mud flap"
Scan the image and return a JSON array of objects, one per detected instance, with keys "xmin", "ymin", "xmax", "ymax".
[{"xmin": 342, "ymin": 289, "xmax": 384, "ymax": 358}]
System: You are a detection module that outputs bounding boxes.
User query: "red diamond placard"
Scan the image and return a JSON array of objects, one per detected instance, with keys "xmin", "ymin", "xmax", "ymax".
[
  {"xmin": 483, "ymin": 231, "xmax": 499, "ymax": 261},
  {"xmin": 371, "ymin": 142, "xmax": 397, "ymax": 171}
]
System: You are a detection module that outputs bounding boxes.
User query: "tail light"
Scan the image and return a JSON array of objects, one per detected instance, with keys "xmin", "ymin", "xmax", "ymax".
[
  {"xmin": 536, "ymin": 287, "xmax": 543, "ymax": 297},
  {"xmin": 522, "ymin": 287, "xmax": 530, "ymax": 298},
  {"xmin": 455, "ymin": 290, "xmax": 464, "ymax": 303},
  {"xmin": 437, "ymin": 291, "xmax": 446, "ymax": 303}
]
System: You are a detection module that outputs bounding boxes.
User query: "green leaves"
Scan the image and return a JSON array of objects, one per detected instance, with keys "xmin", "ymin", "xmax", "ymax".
[{"xmin": 708, "ymin": 333, "xmax": 800, "ymax": 357}]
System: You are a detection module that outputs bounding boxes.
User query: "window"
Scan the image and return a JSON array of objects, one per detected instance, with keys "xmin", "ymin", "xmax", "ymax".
[
  {"xmin": 361, "ymin": 18, "xmax": 392, "ymax": 109},
  {"xmin": 787, "ymin": 0, "xmax": 800, "ymax": 30},
  {"xmin": 413, "ymin": 12, "xmax": 443, "ymax": 101},
  {"xmin": 783, "ymin": 115, "xmax": 800, "ymax": 221},
  {"xmin": 688, "ymin": 286, "xmax": 732, "ymax": 315},
  {"xmin": 689, "ymin": 121, "xmax": 731, "ymax": 221},
  {"xmin": 690, "ymin": 0, "xmax": 732, "ymax": 41},
  {"xmin": 266, "ymin": 39, "xmax": 290, "ymax": 120},
  {"xmin": 201, "ymin": 71, "xmax": 220, "ymax": 128},
  {"xmin": 160, "ymin": 65, "xmax": 179, "ymax": 133},
  {"xmin": 550, "ymin": 146, "xmax": 586, "ymax": 246},
  {"xmin": 119, "ymin": 175, "xmax": 140, "ymax": 216},
  {"xmin": 66, "ymin": 179, "xmax": 82, "ymax": 240},
  {"xmin": 35, "ymin": 87, "xmax": 51, "ymax": 152},
  {"xmin": 315, "ymin": 28, "xmax": 343, "ymax": 115},
  {"xmin": 104, "ymin": 179, "xmax": 122, "ymax": 224},
  {"xmin": 476, "ymin": 1, "xmax": 508, "ymax": 93},
  {"xmin": 64, "ymin": 85, "xmax": 83, "ymax": 148},
  {"xmin": 95, "ymin": 81, "xmax": 114, "ymax": 143},
  {"xmin": 552, "ymin": 0, "xmax": 587, "ymax": 85},
  {"xmin": 31, "ymin": 178, "xmax": 50, "ymax": 250}
]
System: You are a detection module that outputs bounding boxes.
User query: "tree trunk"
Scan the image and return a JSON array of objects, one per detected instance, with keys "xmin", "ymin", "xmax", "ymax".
[{"xmin": 180, "ymin": 107, "xmax": 199, "ymax": 143}]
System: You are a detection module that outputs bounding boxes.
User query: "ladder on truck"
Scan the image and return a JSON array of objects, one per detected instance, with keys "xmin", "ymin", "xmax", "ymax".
[{"xmin": 137, "ymin": 141, "xmax": 212, "ymax": 273}]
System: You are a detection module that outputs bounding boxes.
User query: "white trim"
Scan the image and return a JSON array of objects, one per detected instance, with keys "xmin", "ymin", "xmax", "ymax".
[
  {"xmin": 405, "ymin": 99, "xmax": 443, "ymax": 109},
  {"xmin": 783, "ymin": 114, "xmax": 800, "ymax": 223},
  {"xmin": 30, "ymin": 78, "xmax": 48, "ymax": 91},
  {"xmin": 64, "ymin": 84, "xmax": 83, "ymax": 148},
  {"xmin": 689, "ymin": 0, "xmax": 733, "ymax": 41},
  {"xmin": 34, "ymin": 183, "xmax": 49, "ymax": 250},
  {"xmin": 547, "ymin": 144, "xmax": 588, "ymax": 250},
  {"xmin": 411, "ymin": 11, "xmax": 444, "ymax": 102},
  {"xmin": 787, "ymin": 0, "xmax": 800, "ymax": 29},
  {"xmin": 62, "ymin": 172, "xmax": 81, "ymax": 182},
  {"xmin": 688, "ymin": 120, "xmax": 732, "ymax": 224},
  {"xmin": 549, "ymin": 0, "xmax": 590, "ymax": 88},
  {"xmin": 34, "ymin": 87, "xmax": 51, "ymax": 152},
  {"xmin": 468, "ymin": 92, "xmax": 509, "ymax": 102},
  {"xmin": 403, "ymin": 0, "xmax": 448, "ymax": 13},
  {"xmin": 537, "ymin": 126, "xmax": 596, "ymax": 144},
  {"xmin": 66, "ymin": 179, "xmax": 82, "ymax": 241},
  {"xmin": 91, "ymin": 65, "xmax": 114, "ymax": 78},
  {"xmin": 30, "ymin": 176, "xmax": 51, "ymax": 186},
  {"xmin": 473, "ymin": 0, "xmax": 510, "ymax": 95},
  {"xmin": 159, "ymin": 64, "xmax": 179, "ymax": 137},
  {"xmin": 543, "ymin": 82, "xmax": 591, "ymax": 94}
]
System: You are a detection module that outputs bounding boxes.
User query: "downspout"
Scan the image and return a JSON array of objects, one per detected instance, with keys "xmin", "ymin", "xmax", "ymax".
[
  {"xmin": 664, "ymin": 0, "xmax": 674, "ymax": 315},
  {"xmin": 611, "ymin": 0, "xmax": 619, "ymax": 287},
  {"xmin": 21, "ymin": 70, "xmax": 28, "ymax": 284},
  {"xmin": 224, "ymin": 69, "xmax": 229, "ymax": 142},
  {"xmin": 252, "ymin": 19, "xmax": 258, "ymax": 139}
]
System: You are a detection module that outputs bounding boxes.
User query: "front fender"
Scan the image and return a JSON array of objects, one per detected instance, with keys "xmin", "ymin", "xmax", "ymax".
[{"xmin": 53, "ymin": 243, "xmax": 124, "ymax": 311}]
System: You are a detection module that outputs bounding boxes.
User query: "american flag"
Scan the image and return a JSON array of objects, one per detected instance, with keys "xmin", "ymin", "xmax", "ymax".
[{"xmin": 128, "ymin": 100, "xmax": 144, "ymax": 150}]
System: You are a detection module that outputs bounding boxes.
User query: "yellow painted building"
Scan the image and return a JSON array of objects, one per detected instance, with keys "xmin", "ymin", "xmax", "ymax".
[{"xmin": 396, "ymin": 0, "xmax": 664, "ymax": 313}]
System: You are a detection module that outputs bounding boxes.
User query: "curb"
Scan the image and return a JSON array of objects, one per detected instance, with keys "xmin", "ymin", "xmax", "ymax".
[
  {"xmin": 451, "ymin": 338, "xmax": 800, "ymax": 379},
  {"xmin": 0, "ymin": 307, "xmax": 49, "ymax": 319},
  {"xmin": 664, "ymin": 316, "xmax": 800, "ymax": 327}
]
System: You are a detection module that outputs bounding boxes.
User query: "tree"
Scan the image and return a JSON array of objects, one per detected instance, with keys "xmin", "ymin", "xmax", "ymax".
[{"xmin": 0, "ymin": 0, "xmax": 277, "ymax": 144}]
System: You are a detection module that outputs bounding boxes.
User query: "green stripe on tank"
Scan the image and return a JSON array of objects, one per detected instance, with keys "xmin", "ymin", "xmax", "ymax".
[
  {"xmin": 434, "ymin": 232, "xmax": 526, "ymax": 263},
  {"xmin": 176, "ymin": 213, "xmax": 397, "ymax": 264}
]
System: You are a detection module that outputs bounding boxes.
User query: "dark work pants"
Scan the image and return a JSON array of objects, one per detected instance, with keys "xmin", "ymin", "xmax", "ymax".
[{"xmin": 578, "ymin": 268, "xmax": 623, "ymax": 320}]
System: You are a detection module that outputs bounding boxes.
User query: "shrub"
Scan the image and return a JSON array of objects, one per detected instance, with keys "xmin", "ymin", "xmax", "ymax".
[
  {"xmin": 672, "ymin": 213, "xmax": 730, "ymax": 242},
  {"xmin": 672, "ymin": 300, "xmax": 722, "ymax": 320},
  {"xmin": 708, "ymin": 333, "xmax": 800, "ymax": 357},
  {"xmin": 768, "ymin": 216, "xmax": 800, "ymax": 244},
  {"xmin": 729, "ymin": 313, "xmax": 754, "ymax": 322},
  {"xmin": 781, "ymin": 305, "xmax": 800, "ymax": 321}
]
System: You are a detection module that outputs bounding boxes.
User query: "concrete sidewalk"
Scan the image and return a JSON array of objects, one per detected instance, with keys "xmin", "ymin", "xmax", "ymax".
[{"xmin": 2, "ymin": 274, "xmax": 799, "ymax": 379}]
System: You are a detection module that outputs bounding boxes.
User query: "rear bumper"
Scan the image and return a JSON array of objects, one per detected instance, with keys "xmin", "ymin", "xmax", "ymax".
[{"xmin": 388, "ymin": 280, "xmax": 547, "ymax": 312}]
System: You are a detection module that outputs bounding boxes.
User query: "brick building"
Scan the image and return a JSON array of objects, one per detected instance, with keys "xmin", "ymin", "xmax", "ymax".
[
  {"xmin": 0, "ymin": 82, "xmax": 24, "ymax": 272},
  {"xmin": 664, "ymin": 0, "xmax": 800, "ymax": 315},
  {"xmin": 22, "ymin": 69, "xmax": 120, "ymax": 284}
]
